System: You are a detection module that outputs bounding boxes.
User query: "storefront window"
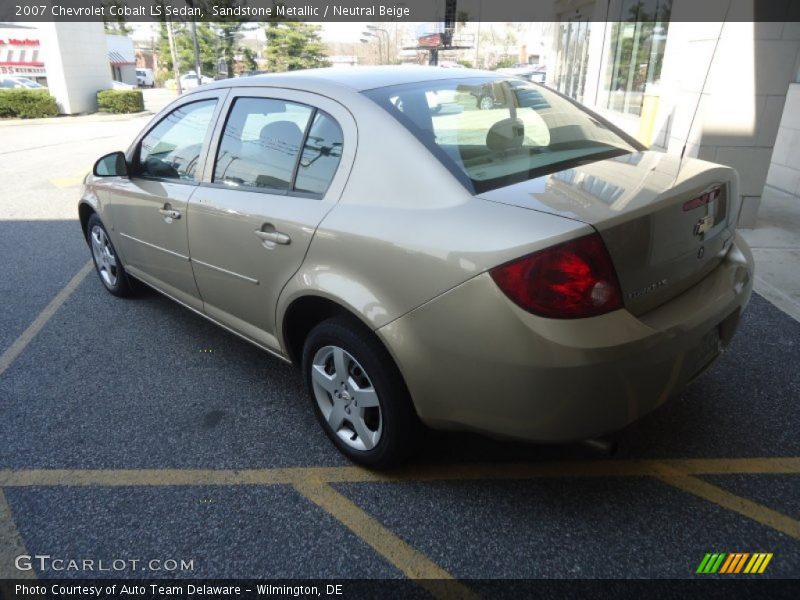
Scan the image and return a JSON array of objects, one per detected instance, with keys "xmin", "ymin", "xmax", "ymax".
[
  {"xmin": 604, "ymin": 0, "xmax": 671, "ymax": 116},
  {"xmin": 556, "ymin": 17, "xmax": 591, "ymax": 103}
]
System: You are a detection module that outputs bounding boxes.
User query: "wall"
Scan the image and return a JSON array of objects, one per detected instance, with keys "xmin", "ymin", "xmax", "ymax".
[
  {"xmin": 650, "ymin": 13, "xmax": 800, "ymax": 226},
  {"xmin": 106, "ymin": 34, "xmax": 137, "ymax": 86},
  {"xmin": 115, "ymin": 64, "xmax": 137, "ymax": 86},
  {"xmin": 39, "ymin": 22, "xmax": 111, "ymax": 114},
  {"xmin": 554, "ymin": 0, "xmax": 800, "ymax": 228},
  {"xmin": 765, "ymin": 83, "xmax": 800, "ymax": 199}
]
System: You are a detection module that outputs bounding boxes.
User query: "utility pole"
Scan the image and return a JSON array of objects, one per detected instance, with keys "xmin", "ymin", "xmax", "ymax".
[
  {"xmin": 186, "ymin": 0, "xmax": 202, "ymax": 78},
  {"xmin": 190, "ymin": 21, "xmax": 202, "ymax": 77},
  {"xmin": 166, "ymin": 19, "xmax": 182, "ymax": 94}
]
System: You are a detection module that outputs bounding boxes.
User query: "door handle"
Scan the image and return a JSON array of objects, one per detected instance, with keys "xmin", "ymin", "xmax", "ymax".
[
  {"xmin": 159, "ymin": 208, "xmax": 181, "ymax": 220},
  {"xmin": 254, "ymin": 229, "xmax": 291, "ymax": 245}
]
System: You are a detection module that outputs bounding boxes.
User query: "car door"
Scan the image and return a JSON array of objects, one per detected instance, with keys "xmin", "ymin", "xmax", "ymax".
[
  {"xmin": 187, "ymin": 88, "xmax": 355, "ymax": 350},
  {"xmin": 102, "ymin": 90, "xmax": 227, "ymax": 310}
]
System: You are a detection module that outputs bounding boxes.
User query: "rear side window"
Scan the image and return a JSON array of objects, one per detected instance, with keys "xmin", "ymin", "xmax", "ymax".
[
  {"xmin": 138, "ymin": 100, "xmax": 216, "ymax": 181},
  {"xmin": 214, "ymin": 97, "xmax": 343, "ymax": 196},
  {"xmin": 214, "ymin": 98, "xmax": 311, "ymax": 190},
  {"xmin": 294, "ymin": 112, "xmax": 344, "ymax": 195}
]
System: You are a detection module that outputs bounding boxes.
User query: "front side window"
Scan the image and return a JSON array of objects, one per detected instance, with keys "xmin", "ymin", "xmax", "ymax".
[
  {"xmin": 365, "ymin": 78, "xmax": 640, "ymax": 194},
  {"xmin": 138, "ymin": 100, "xmax": 217, "ymax": 181}
]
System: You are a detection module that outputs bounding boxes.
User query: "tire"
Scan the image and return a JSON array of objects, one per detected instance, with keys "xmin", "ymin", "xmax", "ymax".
[
  {"xmin": 86, "ymin": 213, "xmax": 135, "ymax": 297},
  {"xmin": 302, "ymin": 315, "xmax": 419, "ymax": 468},
  {"xmin": 478, "ymin": 95, "xmax": 494, "ymax": 110}
]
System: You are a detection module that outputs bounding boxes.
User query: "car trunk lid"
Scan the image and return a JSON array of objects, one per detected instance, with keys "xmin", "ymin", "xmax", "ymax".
[{"xmin": 477, "ymin": 151, "xmax": 742, "ymax": 315}]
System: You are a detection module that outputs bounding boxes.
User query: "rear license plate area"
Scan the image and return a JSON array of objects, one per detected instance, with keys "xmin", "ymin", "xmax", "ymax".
[{"xmin": 689, "ymin": 326, "xmax": 722, "ymax": 380}]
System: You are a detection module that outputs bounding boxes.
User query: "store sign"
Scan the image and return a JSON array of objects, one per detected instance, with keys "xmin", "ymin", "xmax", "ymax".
[
  {"xmin": 0, "ymin": 38, "xmax": 40, "ymax": 46},
  {"xmin": 0, "ymin": 66, "xmax": 46, "ymax": 75}
]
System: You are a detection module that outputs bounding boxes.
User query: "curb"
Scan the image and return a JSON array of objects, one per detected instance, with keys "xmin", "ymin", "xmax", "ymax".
[{"xmin": 0, "ymin": 111, "xmax": 154, "ymax": 127}]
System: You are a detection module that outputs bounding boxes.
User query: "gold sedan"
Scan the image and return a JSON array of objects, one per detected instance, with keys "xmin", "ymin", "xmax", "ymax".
[{"xmin": 79, "ymin": 67, "xmax": 754, "ymax": 467}]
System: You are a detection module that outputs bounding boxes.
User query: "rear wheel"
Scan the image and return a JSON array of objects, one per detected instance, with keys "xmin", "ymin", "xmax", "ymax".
[
  {"xmin": 302, "ymin": 316, "xmax": 418, "ymax": 468},
  {"xmin": 87, "ymin": 214, "xmax": 134, "ymax": 297}
]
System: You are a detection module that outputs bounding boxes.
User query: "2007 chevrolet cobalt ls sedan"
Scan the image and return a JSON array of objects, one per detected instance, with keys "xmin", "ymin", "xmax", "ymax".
[{"xmin": 79, "ymin": 66, "xmax": 753, "ymax": 467}]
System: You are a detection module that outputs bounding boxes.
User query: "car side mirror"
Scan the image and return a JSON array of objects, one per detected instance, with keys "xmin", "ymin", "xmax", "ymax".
[{"xmin": 93, "ymin": 151, "xmax": 129, "ymax": 177}]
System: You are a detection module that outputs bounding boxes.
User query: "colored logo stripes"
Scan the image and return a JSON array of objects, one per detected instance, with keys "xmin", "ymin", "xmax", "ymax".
[{"xmin": 696, "ymin": 553, "xmax": 773, "ymax": 574}]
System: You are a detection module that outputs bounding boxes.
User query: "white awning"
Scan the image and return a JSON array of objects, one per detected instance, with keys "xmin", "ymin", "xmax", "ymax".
[{"xmin": 108, "ymin": 51, "xmax": 134, "ymax": 66}]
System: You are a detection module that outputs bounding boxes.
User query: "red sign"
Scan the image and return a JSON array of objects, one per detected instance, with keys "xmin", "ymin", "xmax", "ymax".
[
  {"xmin": 418, "ymin": 33, "xmax": 442, "ymax": 48},
  {"xmin": 0, "ymin": 38, "xmax": 40, "ymax": 46}
]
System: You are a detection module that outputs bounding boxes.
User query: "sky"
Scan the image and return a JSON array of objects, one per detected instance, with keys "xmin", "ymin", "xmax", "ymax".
[{"xmin": 128, "ymin": 22, "xmax": 410, "ymax": 44}]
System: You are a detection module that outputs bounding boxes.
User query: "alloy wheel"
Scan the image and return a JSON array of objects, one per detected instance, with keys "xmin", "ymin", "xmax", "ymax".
[
  {"xmin": 310, "ymin": 345, "xmax": 382, "ymax": 451},
  {"xmin": 90, "ymin": 225, "xmax": 118, "ymax": 288}
]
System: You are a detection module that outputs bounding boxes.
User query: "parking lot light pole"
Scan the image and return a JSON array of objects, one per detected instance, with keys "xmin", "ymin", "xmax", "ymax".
[
  {"xmin": 366, "ymin": 25, "xmax": 391, "ymax": 64},
  {"xmin": 166, "ymin": 19, "xmax": 182, "ymax": 94},
  {"xmin": 361, "ymin": 35, "xmax": 382, "ymax": 64}
]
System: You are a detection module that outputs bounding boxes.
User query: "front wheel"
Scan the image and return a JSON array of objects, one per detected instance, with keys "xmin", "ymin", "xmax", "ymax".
[
  {"xmin": 87, "ymin": 214, "xmax": 135, "ymax": 297},
  {"xmin": 302, "ymin": 316, "xmax": 419, "ymax": 468},
  {"xmin": 478, "ymin": 95, "xmax": 494, "ymax": 110}
]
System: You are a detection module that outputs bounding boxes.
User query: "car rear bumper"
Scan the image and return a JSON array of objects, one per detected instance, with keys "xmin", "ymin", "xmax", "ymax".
[{"xmin": 377, "ymin": 232, "xmax": 754, "ymax": 442}]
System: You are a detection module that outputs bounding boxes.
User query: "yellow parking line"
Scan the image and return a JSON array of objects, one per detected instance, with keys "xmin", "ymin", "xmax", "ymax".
[
  {"xmin": 1, "ymin": 457, "xmax": 799, "ymax": 488},
  {"xmin": 49, "ymin": 176, "xmax": 85, "ymax": 188},
  {"xmin": 0, "ymin": 468, "xmax": 302, "ymax": 488},
  {"xmin": 667, "ymin": 457, "xmax": 800, "ymax": 475},
  {"xmin": 293, "ymin": 478, "xmax": 478, "ymax": 600},
  {"xmin": 0, "ymin": 260, "xmax": 93, "ymax": 378},
  {"xmin": 650, "ymin": 462, "xmax": 800, "ymax": 540},
  {"xmin": 0, "ymin": 489, "xmax": 35, "ymax": 579},
  {"xmin": 2, "ymin": 459, "xmax": 798, "ymax": 587}
]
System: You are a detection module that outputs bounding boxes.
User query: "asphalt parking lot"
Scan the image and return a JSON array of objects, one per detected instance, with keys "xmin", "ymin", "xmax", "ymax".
[{"xmin": 0, "ymin": 110, "xmax": 799, "ymax": 594}]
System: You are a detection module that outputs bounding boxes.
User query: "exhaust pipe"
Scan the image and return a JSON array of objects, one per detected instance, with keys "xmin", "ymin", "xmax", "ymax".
[{"xmin": 582, "ymin": 437, "xmax": 618, "ymax": 456}]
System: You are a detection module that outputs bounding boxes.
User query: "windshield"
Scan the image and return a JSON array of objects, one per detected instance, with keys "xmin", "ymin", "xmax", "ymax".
[{"xmin": 363, "ymin": 78, "xmax": 641, "ymax": 194}]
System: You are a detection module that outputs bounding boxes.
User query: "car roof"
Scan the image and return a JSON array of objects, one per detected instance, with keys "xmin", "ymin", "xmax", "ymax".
[{"xmin": 198, "ymin": 65, "xmax": 500, "ymax": 94}]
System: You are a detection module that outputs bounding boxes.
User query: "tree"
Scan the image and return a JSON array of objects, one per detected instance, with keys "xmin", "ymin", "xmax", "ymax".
[
  {"xmin": 104, "ymin": 21, "xmax": 132, "ymax": 35},
  {"xmin": 264, "ymin": 22, "xmax": 330, "ymax": 72},
  {"xmin": 216, "ymin": 23, "xmax": 242, "ymax": 77},
  {"xmin": 156, "ymin": 22, "xmax": 219, "ymax": 76},
  {"xmin": 197, "ymin": 1, "xmax": 244, "ymax": 77},
  {"xmin": 241, "ymin": 47, "xmax": 258, "ymax": 72},
  {"xmin": 103, "ymin": 0, "xmax": 132, "ymax": 36}
]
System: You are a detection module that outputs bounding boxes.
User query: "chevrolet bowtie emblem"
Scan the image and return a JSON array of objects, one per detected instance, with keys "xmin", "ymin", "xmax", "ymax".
[{"xmin": 694, "ymin": 215, "xmax": 715, "ymax": 236}]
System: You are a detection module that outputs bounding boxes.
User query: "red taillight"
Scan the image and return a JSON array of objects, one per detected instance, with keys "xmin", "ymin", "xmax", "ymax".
[{"xmin": 490, "ymin": 233, "xmax": 623, "ymax": 319}]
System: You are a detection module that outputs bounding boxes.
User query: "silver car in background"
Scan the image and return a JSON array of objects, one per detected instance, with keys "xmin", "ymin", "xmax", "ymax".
[{"xmin": 79, "ymin": 67, "xmax": 754, "ymax": 467}]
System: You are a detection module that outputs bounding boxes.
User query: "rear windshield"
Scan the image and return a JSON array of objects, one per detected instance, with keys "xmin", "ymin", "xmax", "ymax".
[{"xmin": 363, "ymin": 78, "xmax": 641, "ymax": 194}]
